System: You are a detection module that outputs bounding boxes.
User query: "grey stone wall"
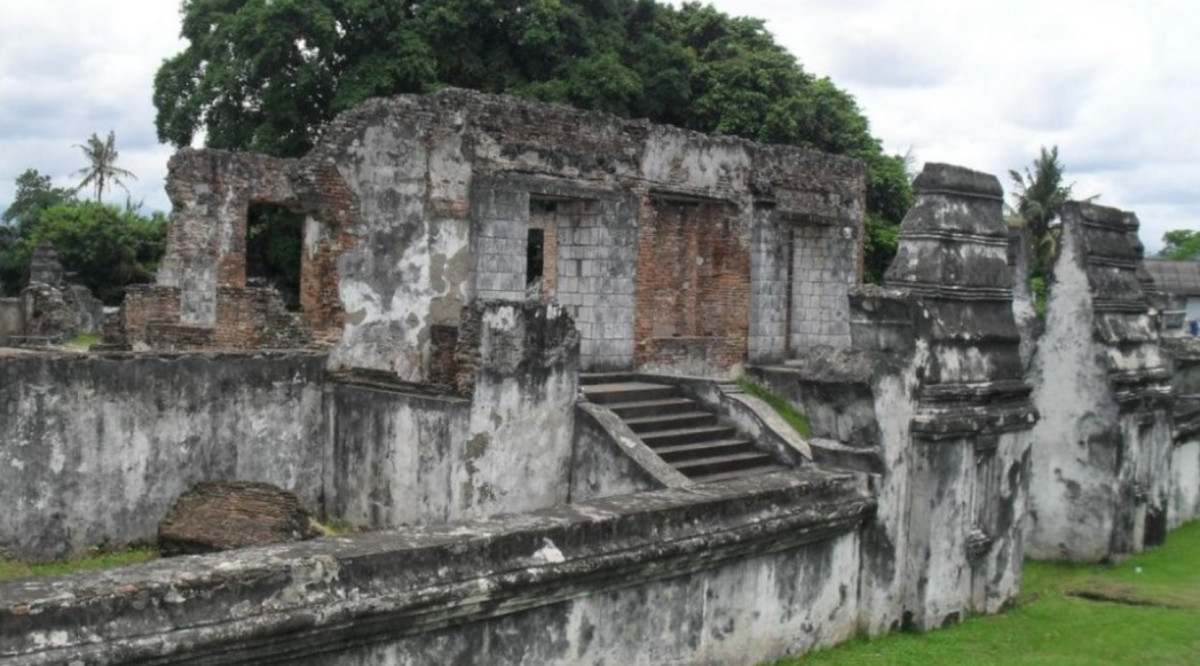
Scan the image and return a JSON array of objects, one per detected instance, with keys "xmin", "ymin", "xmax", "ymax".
[
  {"xmin": 0, "ymin": 297, "xmax": 21, "ymax": 341},
  {"xmin": 0, "ymin": 352, "xmax": 328, "ymax": 561},
  {"xmin": 0, "ymin": 471, "xmax": 872, "ymax": 666},
  {"xmin": 0, "ymin": 300, "xmax": 579, "ymax": 560},
  {"xmin": 791, "ymin": 222, "xmax": 856, "ymax": 350},
  {"xmin": 749, "ymin": 207, "xmax": 791, "ymax": 363},
  {"xmin": 1026, "ymin": 202, "xmax": 1175, "ymax": 561},
  {"xmin": 1162, "ymin": 338, "xmax": 1199, "ymax": 529}
]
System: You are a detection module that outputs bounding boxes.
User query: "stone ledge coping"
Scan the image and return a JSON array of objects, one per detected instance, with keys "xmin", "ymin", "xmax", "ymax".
[
  {"xmin": 0, "ymin": 349, "xmax": 330, "ymax": 362},
  {"xmin": 0, "ymin": 470, "xmax": 872, "ymax": 665}
]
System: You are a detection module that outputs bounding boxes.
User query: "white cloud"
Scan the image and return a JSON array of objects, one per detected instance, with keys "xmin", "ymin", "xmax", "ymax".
[
  {"xmin": 0, "ymin": 1, "xmax": 182, "ymax": 212},
  {"xmin": 711, "ymin": 0, "xmax": 1199, "ymax": 251},
  {"xmin": 2, "ymin": 0, "xmax": 1196, "ymax": 254}
]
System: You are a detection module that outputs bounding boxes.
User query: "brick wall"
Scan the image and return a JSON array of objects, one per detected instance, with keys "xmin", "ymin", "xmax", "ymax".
[
  {"xmin": 118, "ymin": 285, "xmax": 182, "ymax": 346},
  {"xmin": 633, "ymin": 199, "xmax": 750, "ymax": 369}
]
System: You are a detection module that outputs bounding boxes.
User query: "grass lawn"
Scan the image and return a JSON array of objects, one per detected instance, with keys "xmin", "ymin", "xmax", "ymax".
[{"xmin": 777, "ymin": 520, "xmax": 1200, "ymax": 665}]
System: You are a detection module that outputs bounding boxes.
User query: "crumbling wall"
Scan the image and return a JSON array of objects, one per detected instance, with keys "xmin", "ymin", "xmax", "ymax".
[
  {"xmin": 1026, "ymin": 203, "xmax": 1174, "ymax": 561},
  {"xmin": 122, "ymin": 149, "xmax": 350, "ymax": 351},
  {"xmin": 756, "ymin": 164, "xmax": 1037, "ymax": 633},
  {"xmin": 1164, "ymin": 337, "xmax": 1200, "ymax": 528},
  {"xmin": 6, "ymin": 244, "xmax": 105, "ymax": 345},
  {"xmin": 146, "ymin": 91, "xmax": 863, "ymax": 375},
  {"xmin": 328, "ymin": 300, "xmax": 578, "ymax": 529},
  {"xmin": 0, "ymin": 352, "xmax": 328, "ymax": 562},
  {"xmin": 0, "ymin": 298, "xmax": 21, "ymax": 341},
  {"xmin": 878, "ymin": 164, "xmax": 1035, "ymax": 629}
]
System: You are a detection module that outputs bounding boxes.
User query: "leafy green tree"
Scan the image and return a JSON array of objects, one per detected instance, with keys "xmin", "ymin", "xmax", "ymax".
[
  {"xmin": 1, "ymin": 169, "xmax": 77, "ymax": 292},
  {"xmin": 28, "ymin": 203, "xmax": 166, "ymax": 303},
  {"xmin": 155, "ymin": 0, "xmax": 912, "ymax": 281},
  {"xmin": 74, "ymin": 131, "xmax": 137, "ymax": 203},
  {"xmin": 2, "ymin": 169, "xmax": 75, "ymax": 236},
  {"xmin": 1161, "ymin": 230, "xmax": 1200, "ymax": 261}
]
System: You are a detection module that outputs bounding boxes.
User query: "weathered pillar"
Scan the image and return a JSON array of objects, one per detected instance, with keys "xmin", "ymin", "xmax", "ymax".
[
  {"xmin": 1026, "ymin": 202, "xmax": 1174, "ymax": 560},
  {"xmin": 868, "ymin": 163, "xmax": 1037, "ymax": 630}
]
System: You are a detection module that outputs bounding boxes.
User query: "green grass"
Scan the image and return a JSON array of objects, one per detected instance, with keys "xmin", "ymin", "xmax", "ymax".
[
  {"xmin": 738, "ymin": 377, "xmax": 812, "ymax": 438},
  {"xmin": 775, "ymin": 520, "xmax": 1200, "ymax": 665},
  {"xmin": 67, "ymin": 332, "xmax": 103, "ymax": 349},
  {"xmin": 313, "ymin": 518, "xmax": 359, "ymax": 537},
  {"xmin": 0, "ymin": 547, "xmax": 158, "ymax": 581}
]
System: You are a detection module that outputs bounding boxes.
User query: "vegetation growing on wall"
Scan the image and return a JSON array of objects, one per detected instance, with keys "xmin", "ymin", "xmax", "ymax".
[
  {"xmin": 154, "ymin": 0, "xmax": 913, "ymax": 283},
  {"xmin": 737, "ymin": 377, "xmax": 812, "ymax": 438}
]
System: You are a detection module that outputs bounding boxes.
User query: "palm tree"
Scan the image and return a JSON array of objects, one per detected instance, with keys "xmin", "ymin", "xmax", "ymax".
[
  {"xmin": 1008, "ymin": 146, "xmax": 1076, "ymax": 277},
  {"xmin": 74, "ymin": 131, "xmax": 137, "ymax": 203}
]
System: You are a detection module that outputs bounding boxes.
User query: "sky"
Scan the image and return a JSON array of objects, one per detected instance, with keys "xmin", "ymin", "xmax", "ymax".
[{"xmin": 0, "ymin": 1, "xmax": 1195, "ymax": 252}]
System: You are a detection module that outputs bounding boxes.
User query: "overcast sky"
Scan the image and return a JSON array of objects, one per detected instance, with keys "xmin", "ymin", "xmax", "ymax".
[{"xmin": 0, "ymin": 1, "xmax": 1194, "ymax": 252}]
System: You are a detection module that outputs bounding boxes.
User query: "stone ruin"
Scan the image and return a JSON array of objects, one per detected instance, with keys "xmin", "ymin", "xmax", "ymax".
[
  {"xmin": 1, "ymin": 90, "xmax": 1198, "ymax": 665},
  {"xmin": 0, "ymin": 242, "xmax": 104, "ymax": 346}
]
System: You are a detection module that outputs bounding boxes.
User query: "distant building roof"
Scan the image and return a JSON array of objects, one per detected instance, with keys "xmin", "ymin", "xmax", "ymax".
[{"xmin": 1145, "ymin": 258, "xmax": 1200, "ymax": 297}]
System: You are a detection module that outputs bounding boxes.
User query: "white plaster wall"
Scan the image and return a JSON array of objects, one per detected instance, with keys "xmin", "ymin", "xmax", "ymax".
[
  {"xmin": 454, "ymin": 305, "xmax": 578, "ymax": 519},
  {"xmin": 858, "ymin": 360, "xmax": 920, "ymax": 634},
  {"xmin": 1027, "ymin": 224, "xmax": 1121, "ymax": 560},
  {"xmin": 0, "ymin": 355, "xmax": 328, "ymax": 561},
  {"xmin": 329, "ymin": 387, "xmax": 470, "ymax": 528},
  {"xmin": 291, "ymin": 531, "xmax": 862, "ymax": 666},
  {"xmin": 1170, "ymin": 439, "xmax": 1200, "ymax": 529},
  {"xmin": 981, "ymin": 430, "xmax": 1032, "ymax": 614},
  {"xmin": 330, "ymin": 121, "xmax": 472, "ymax": 380}
]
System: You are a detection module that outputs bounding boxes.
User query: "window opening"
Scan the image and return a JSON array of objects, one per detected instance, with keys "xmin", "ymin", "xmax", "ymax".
[{"xmin": 246, "ymin": 203, "xmax": 304, "ymax": 311}]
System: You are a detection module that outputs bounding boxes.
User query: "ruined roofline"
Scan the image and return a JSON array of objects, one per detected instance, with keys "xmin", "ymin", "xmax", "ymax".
[
  {"xmin": 162, "ymin": 90, "xmax": 869, "ymax": 184},
  {"xmin": 307, "ymin": 87, "xmax": 869, "ymax": 180}
]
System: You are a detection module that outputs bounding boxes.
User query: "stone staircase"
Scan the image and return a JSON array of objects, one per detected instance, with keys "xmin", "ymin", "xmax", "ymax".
[{"xmin": 580, "ymin": 376, "xmax": 789, "ymax": 483}]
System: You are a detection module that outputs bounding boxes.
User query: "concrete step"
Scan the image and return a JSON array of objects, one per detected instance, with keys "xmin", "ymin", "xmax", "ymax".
[
  {"xmin": 624, "ymin": 411, "xmax": 717, "ymax": 433},
  {"xmin": 652, "ymin": 438, "xmax": 758, "ymax": 463},
  {"xmin": 673, "ymin": 451, "xmax": 781, "ymax": 479},
  {"xmin": 606, "ymin": 397, "xmax": 698, "ymax": 419},
  {"xmin": 581, "ymin": 379, "xmax": 792, "ymax": 484},
  {"xmin": 582, "ymin": 382, "xmax": 678, "ymax": 405},
  {"xmin": 692, "ymin": 464, "xmax": 790, "ymax": 484},
  {"xmin": 640, "ymin": 425, "xmax": 740, "ymax": 447},
  {"xmin": 579, "ymin": 373, "xmax": 640, "ymax": 386}
]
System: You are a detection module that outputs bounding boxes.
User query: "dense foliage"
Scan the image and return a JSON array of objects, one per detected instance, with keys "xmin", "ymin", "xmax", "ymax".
[
  {"xmin": 155, "ymin": 0, "xmax": 912, "ymax": 280},
  {"xmin": 0, "ymin": 171, "xmax": 167, "ymax": 304},
  {"xmin": 1161, "ymin": 229, "xmax": 1200, "ymax": 261}
]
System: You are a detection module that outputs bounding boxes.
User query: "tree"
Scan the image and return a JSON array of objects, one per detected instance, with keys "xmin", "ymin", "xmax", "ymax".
[
  {"xmin": 74, "ymin": 131, "xmax": 137, "ymax": 203},
  {"xmin": 28, "ymin": 202, "xmax": 166, "ymax": 304},
  {"xmin": 1008, "ymin": 146, "xmax": 1076, "ymax": 277},
  {"xmin": 154, "ymin": 0, "xmax": 913, "ymax": 282},
  {"xmin": 1161, "ymin": 230, "xmax": 1200, "ymax": 261},
  {"xmin": 2, "ymin": 169, "xmax": 75, "ymax": 236}
]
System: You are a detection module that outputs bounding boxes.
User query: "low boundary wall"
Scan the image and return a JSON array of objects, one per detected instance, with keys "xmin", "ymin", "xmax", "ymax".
[{"xmin": 0, "ymin": 471, "xmax": 873, "ymax": 666}]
